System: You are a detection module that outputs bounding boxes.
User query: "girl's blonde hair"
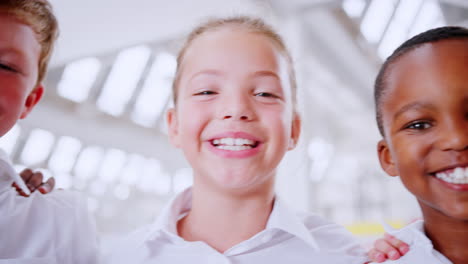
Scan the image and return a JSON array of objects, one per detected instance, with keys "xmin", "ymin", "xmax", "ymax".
[
  {"xmin": 0, "ymin": 0, "xmax": 59, "ymax": 85},
  {"xmin": 172, "ymin": 16, "xmax": 297, "ymax": 107}
]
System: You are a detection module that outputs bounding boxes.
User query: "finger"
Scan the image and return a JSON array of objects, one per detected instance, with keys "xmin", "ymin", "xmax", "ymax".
[
  {"xmin": 38, "ymin": 177, "xmax": 55, "ymax": 194},
  {"xmin": 13, "ymin": 183, "xmax": 29, "ymax": 197},
  {"xmin": 367, "ymin": 248, "xmax": 386, "ymax": 263},
  {"xmin": 11, "ymin": 182, "xmax": 29, "ymax": 197},
  {"xmin": 375, "ymin": 239, "xmax": 401, "ymax": 260},
  {"xmin": 384, "ymin": 233, "xmax": 409, "ymax": 255},
  {"xmin": 27, "ymin": 172, "xmax": 44, "ymax": 192},
  {"xmin": 19, "ymin": 169, "xmax": 34, "ymax": 182}
]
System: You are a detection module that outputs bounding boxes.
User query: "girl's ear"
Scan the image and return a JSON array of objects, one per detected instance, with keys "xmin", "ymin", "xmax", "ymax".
[
  {"xmin": 288, "ymin": 112, "xmax": 301, "ymax": 150},
  {"xmin": 20, "ymin": 85, "xmax": 44, "ymax": 119},
  {"xmin": 167, "ymin": 108, "xmax": 181, "ymax": 148},
  {"xmin": 377, "ymin": 139, "xmax": 399, "ymax": 176}
]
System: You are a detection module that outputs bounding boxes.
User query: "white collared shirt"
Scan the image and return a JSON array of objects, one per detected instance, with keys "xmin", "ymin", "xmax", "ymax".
[
  {"xmin": 105, "ymin": 188, "xmax": 367, "ymax": 264},
  {"xmin": 0, "ymin": 149, "xmax": 99, "ymax": 264},
  {"xmin": 370, "ymin": 220, "xmax": 452, "ymax": 264}
]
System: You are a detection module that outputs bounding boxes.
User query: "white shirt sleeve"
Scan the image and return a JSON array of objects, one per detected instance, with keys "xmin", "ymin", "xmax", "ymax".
[{"xmin": 0, "ymin": 160, "xmax": 99, "ymax": 263}]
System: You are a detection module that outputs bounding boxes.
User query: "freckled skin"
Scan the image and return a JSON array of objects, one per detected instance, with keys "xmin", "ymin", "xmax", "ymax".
[{"xmin": 378, "ymin": 39, "xmax": 468, "ymax": 263}]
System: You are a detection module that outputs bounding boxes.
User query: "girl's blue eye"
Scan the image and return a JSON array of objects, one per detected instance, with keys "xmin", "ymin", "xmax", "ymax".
[
  {"xmin": 405, "ymin": 121, "xmax": 432, "ymax": 130},
  {"xmin": 194, "ymin": 91, "xmax": 216, "ymax": 96},
  {"xmin": 255, "ymin": 92, "xmax": 277, "ymax": 98}
]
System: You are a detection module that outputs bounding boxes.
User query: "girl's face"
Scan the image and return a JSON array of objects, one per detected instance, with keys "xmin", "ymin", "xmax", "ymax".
[{"xmin": 167, "ymin": 28, "xmax": 300, "ymax": 194}]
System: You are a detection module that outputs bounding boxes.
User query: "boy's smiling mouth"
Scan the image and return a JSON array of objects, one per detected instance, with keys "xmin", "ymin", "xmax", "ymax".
[{"xmin": 432, "ymin": 166, "xmax": 468, "ymax": 186}]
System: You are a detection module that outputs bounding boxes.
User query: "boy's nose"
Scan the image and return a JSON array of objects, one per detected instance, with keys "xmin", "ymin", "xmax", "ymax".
[{"xmin": 438, "ymin": 120, "xmax": 468, "ymax": 152}]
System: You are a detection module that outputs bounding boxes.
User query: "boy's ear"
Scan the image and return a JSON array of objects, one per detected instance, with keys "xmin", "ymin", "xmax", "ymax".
[
  {"xmin": 288, "ymin": 112, "xmax": 301, "ymax": 150},
  {"xmin": 19, "ymin": 85, "xmax": 44, "ymax": 119},
  {"xmin": 377, "ymin": 139, "xmax": 398, "ymax": 176},
  {"xmin": 167, "ymin": 108, "xmax": 181, "ymax": 148}
]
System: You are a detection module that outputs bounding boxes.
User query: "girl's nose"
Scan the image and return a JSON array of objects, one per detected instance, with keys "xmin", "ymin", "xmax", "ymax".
[
  {"xmin": 223, "ymin": 114, "xmax": 250, "ymax": 121},
  {"xmin": 220, "ymin": 94, "xmax": 255, "ymax": 121}
]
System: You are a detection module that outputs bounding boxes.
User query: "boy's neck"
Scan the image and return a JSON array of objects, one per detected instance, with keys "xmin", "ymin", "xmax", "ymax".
[
  {"xmin": 421, "ymin": 205, "xmax": 468, "ymax": 264},
  {"xmin": 177, "ymin": 179, "xmax": 275, "ymax": 253}
]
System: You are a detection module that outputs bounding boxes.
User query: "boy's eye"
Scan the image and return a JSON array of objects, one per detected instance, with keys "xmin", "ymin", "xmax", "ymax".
[
  {"xmin": 405, "ymin": 121, "xmax": 432, "ymax": 130},
  {"xmin": 194, "ymin": 90, "xmax": 217, "ymax": 96},
  {"xmin": 0, "ymin": 63, "xmax": 17, "ymax": 73}
]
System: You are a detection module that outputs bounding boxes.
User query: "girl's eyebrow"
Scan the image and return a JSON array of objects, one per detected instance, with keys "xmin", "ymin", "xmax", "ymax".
[
  {"xmin": 249, "ymin": 70, "xmax": 280, "ymax": 80},
  {"xmin": 188, "ymin": 69, "xmax": 223, "ymax": 82}
]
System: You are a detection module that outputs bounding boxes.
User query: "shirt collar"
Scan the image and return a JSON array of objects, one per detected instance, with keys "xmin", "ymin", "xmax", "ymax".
[
  {"xmin": 266, "ymin": 197, "xmax": 320, "ymax": 250},
  {"xmin": 147, "ymin": 187, "xmax": 192, "ymax": 240},
  {"xmin": 146, "ymin": 188, "xmax": 319, "ymax": 251}
]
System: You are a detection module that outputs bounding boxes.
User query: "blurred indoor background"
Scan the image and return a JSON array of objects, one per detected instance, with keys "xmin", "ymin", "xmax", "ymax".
[{"xmin": 1, "ymin": 0, "xmax": 467, "ymax": 244}]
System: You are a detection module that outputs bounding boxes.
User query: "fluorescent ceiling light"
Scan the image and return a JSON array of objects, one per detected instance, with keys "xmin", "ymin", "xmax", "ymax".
[
  {"xmin": 20, "ymin": 129, "xmax": 55, "ymax": 166},
  {"xmin": 97, "ymin": 45, "xmax": 151, "ymax": 116},
  {"xmin": 360, "ymin": 0, "xmax": 398, "ymax": 43},
  {"xmin": 131, "ymin": 52, "xmax": 176, "ymax": 127},
  {"xmin": 57, "ymin": 57, "xmax": 101, "ymax": 103},
  {"xmin": 48, "ymin": 136, "xmax": 82, "ymax": 173}
]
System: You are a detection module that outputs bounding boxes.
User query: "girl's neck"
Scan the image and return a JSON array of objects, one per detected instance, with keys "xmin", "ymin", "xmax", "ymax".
[
  {"xmin": 421, "ymin": 205, "xmax": 468, "ymax": 264},
  {"xmin": 177, "ymin": 180, "xmax": 275, "ymax": 253}
]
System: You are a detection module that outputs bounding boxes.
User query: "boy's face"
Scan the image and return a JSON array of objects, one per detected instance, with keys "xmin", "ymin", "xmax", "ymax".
[
  {"xmin": 0, "ymin": 13, "xmax": 44, "ymax": 137},
  {"xmin": 378, "ymin": 39, "xmax": 468, "ymax": 220},
  {"xmin": 167, "ymin": 28, "xmax": 300, "ymax": 194}
]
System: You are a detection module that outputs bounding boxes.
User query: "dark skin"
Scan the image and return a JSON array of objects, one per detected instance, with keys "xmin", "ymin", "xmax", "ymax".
[{"xmin": 378, "ymin": 39, "xmax": 468, "ymax": 263}]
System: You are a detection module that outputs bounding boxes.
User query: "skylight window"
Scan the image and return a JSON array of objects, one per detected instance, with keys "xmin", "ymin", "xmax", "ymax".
[
  {"xmin": 48, "ymin": 136, "xmax": 82, "ymax": 173},
  {"xmin": 378, "ymin": 0, "xmax": 424, "ymax": 58},
  {"xmin": 20, "ymin": 129, "xmax": 55, "ymax": 166},
  {"xmin": 342, "ymin": 0, "xmax": 366, "ymax": 18},
  {"xmin": 75, "ymin": 146, "xmax": 104, "ymax": 180},
  {"xmin": 409, "ymin": 0, "xmax": 444, "ymax": 37},
  {"xmin": 57, "ymin": 57, "xmax": 101, "ymax": 103},
  {"xmin": 120, "ymin": 154, "xmax": 146, "ymax": 186},
  {"xmin": 360, "ymin": 0, "xmax": 398, "ymax": 43},
  {"xmin": 97, "ymin": 148, "xmax": 127, "ymax": 183},
  {"xmin": 97, "ymin": 45, "xmax": 151, "ymax": 116},
  {"xmin": 131, "ymin": 52, "xmax": 177, "ymax": 127}
]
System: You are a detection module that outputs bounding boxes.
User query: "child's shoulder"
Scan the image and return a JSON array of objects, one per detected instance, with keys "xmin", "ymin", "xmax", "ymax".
[
  {"xmin": 299, "ymin": 211, "xmax": 364, "ymax": 253},
  {"xmin": 369, "ymin": 221, "xmax": 452, "ymax": 264}
]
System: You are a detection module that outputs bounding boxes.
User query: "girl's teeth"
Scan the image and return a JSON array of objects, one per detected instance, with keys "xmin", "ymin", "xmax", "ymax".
[
  {"xmin": 213, "ymin": 138, "xmax": 254, "ymax": 146},
  {"xmin": 217, "ymin": 145, "xmax": 252, "ymax": 151},
  {"xmin": 435, "ymin": 167, "xmax": 468, "ymax": 184}
]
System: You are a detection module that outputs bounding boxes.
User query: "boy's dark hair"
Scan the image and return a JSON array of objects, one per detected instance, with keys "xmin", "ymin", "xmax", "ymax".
[{"xmin": 374, "ymin": 26, "xmax": 468, "ymax": 136}]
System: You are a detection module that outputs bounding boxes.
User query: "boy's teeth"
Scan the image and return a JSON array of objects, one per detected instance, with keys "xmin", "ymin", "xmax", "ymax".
[{"xmin": 435, "ymin": 167, "xmax": 468, "ymax": 184}]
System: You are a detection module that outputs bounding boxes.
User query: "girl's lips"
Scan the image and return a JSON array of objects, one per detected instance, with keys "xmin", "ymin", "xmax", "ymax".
[{"xmin": 208, "ymin": 131, "xmax": 262, "ymax": 142}]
